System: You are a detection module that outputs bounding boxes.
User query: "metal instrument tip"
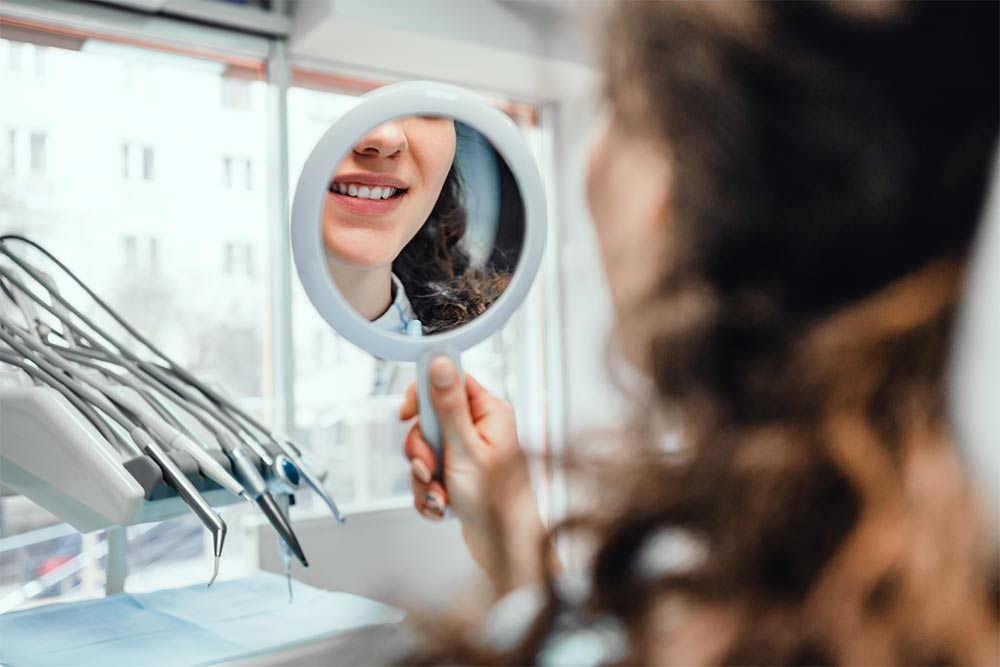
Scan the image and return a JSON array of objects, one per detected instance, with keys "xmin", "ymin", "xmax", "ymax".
[{"xmin": 208, "ymin": 556, "xmax": 220, "ymax": 588}]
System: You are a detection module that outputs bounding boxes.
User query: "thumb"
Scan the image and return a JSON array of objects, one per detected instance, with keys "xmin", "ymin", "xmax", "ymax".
[{"xmin": 427, "ymin": 356, "xmax": 477, "ymax": 456}]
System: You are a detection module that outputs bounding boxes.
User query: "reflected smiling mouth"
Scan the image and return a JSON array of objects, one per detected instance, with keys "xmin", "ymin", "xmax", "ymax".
[
  {"xmin": 327, "ymin": 173, "xmax": 408, "ymax": 216},
  {"xmin": 329, "ymin": 182, "xmax": 405, "ymax": 200},
  {"xmin": 330, "ymin": 173, "xmax": 409, "ymax": 201}
]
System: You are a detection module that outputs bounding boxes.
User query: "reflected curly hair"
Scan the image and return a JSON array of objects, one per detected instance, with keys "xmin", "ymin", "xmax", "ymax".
[
  {"xmin": 410, "ymin": 1, "xmax": 999, "ymax": 664},
  {"xmin": 393, "ymin": 163, "xmax": 514, "ymax": 334}
]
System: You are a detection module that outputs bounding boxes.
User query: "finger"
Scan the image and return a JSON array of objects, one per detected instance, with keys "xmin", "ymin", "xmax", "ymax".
[
  {"xmin": 464, "ymin": 373, "xmax": 501, "ymax": 421},
  {"xmin": 411, "ymin": 477, "xmax": 448, "ymax": 521},
  {"xmin": 399, "ymin": 382, "xmax": 418, "ymax": 421},
  {"xmin": 403, "ymin": 422, "xmax": 436, "ymax": 483},
  {"xmin": 428, "ymin": 356, "xmax": 478, "ymax": 447}
]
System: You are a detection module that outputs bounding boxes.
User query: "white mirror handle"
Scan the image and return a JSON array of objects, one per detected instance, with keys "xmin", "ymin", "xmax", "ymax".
[{"xmin": 416, "ymin": 347, "xmax": 464, "ymax": 479}]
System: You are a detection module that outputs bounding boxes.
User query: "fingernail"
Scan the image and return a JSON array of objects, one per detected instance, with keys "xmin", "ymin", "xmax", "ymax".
[
  {"xmin": 430, "ymin": 357, "xmax": 455, "ymax": 389},
  {"xmin": 424, "ymin": 492, "xmax": 444, "ymax": 514},
  {"xmin": 420, "ymin": 507, "xmax": 443, "ymax": 522},
  {"xmin": 411, "ymin": 458, "xmax": 432, "ymax": 484}
]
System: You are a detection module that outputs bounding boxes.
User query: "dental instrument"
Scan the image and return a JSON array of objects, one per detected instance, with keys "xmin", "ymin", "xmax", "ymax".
[
  {"xmin": 0, "ymin": 235, "xmax": 345, "ymax": 524},
  {"xmin": 0, "ymin": 322, "xmax": 229, "ymax": 584},
  {"xmin": 0, "ymin": 315, "xmax": 245, "ymax": 498},
  {"xmin": 0, "ymin": 245, "xmax": 319, "ymax": 574},
  {"xmin": 217, "ymin": 430, "xmax": 309, "ymax": 568}
]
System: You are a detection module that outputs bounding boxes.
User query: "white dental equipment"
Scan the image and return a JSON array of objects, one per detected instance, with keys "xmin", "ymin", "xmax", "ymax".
[{"xmin": 0, "ymin": 236, "xmax": 336, "ymax": 586}]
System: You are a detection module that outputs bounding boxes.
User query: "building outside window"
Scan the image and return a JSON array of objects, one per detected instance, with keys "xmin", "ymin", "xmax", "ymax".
[
  {"xmin": 223, "ymin": 240, "xmax": 254, "ymax": 276},
  {"xmin": 122, "ymin": 234, "xmax": 160, "ymax": 274}
]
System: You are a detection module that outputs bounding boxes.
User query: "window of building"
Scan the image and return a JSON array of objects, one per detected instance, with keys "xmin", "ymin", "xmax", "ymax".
[
  {"xmin": 0, "ymin": 31, "xmax": 272, "ymax": 604},
  {"xmin": 141, "ymin": 145, "xmax": 154, "ymax": 180},
  {"xmin": 28, "ymin": 132, "xmax": 46, "ymax": 173},
  {"xmin": 122, "ymin": 142, "xmax": 155, "ymax": 181},
  {"xmin": 6, "ymin": 128, "xmax": 15, "ymax": 171},
  {"xmin": 122, "ymin": 235, "xmax": 160, "ymax": 274},
  {"xmin": 222, "ymin": 155, "xmax": 252, "ymax": 190},
  {"xmin": 220, "ymin": 75, "xmax": 251, "ymax": 109},
  {"xmin": 223, "ymin": 241, "xmax": 254, "ymax": 276}
]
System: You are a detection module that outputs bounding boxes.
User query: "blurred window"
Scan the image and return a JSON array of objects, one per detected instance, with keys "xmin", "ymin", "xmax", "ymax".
[
  {"xmin": 29, "ymin": 132, "xmax": 45, "ymax": 172},
  {"xmin": 122, "ymin": 142, "xmax": 156, "ymax": 181},
  {"xmin": 6, "ymin": 129, "xmax": 16, "ymax": 171},
  {"xmin": 142, "ymin": 145, "xmax": 154, "ymax": 180},
  {"xmin": 221, "ymin": 76, "xmax": 251, "ymax": 109},
  {"xmin": 122, "ymin": 235, "xmax": 160, "ymax": 274},
  {"xmin": 0, "ymin": 29, "xmax": 271, "ymax": 605},
  {"xmin": 223, "ymin": 240, "xmax": 254, "ymax": 276},
  {"xmin": 222, "ymin": 155, "xmax": 252, "ymax": 189},
  {"xmin": 0, "ymin": 21, "xmax": 549, "ymax": 609}
]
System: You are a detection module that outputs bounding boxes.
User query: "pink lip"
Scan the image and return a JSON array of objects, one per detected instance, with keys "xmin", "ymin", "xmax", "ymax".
[
  {"xmin": 328, "ymin": 190, "xmax": 406, "ymax": 216},
  {"xmin": 332, "ymin": 172, "xmax": 408, "ymax": 189}
]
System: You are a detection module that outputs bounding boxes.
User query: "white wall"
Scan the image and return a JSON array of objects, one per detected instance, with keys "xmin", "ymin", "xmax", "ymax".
[{"xmin": 289, "ymin": 0, "xmax": 600, "ymax": 101}]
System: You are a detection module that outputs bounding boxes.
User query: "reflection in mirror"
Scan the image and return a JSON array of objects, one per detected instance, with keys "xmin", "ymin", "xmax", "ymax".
[{"xmin": 322, "ymin": 116, "xmax": 524, "ymax": 336}]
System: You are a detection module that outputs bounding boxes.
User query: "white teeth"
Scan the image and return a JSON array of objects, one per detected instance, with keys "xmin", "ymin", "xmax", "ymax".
[{"xmin": 333, "ymin": 183, "xmax": 401, "ymax": 199}]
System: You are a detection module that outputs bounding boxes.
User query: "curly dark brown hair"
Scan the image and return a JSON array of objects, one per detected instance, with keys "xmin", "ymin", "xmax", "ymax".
[
  {"xmin": 408, "ymin": 1, "xmax": 999, "ymax": 664},
  {"xmin": 393, "ymin": 143, "xmax": 520, "ymax": 334}
]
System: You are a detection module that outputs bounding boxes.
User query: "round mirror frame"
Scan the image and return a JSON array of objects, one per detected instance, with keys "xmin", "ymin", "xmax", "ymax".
[{"xmin": 291, "ymin": 81, "xmax": 547, "ymax": 361}]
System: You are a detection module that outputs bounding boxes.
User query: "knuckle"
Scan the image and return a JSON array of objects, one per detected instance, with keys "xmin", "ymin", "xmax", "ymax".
[{"xmin": 435, "ymin": 387, "xmax": 466, "ymax": 414}]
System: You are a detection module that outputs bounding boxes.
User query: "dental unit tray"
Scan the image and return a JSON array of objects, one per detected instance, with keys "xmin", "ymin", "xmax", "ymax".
[
  {"xmin": 0, "ymin": 235, "xmax": 342, "ymax": 585},
  {"xmin": 0, "ymin": 376, "xmax": 246, "ymax": 532}
]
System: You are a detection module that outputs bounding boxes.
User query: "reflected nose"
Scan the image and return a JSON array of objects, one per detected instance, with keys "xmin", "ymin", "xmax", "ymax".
[{"xmin": 353, "ymin": 122, "xmax": 407, "ymax": 158}]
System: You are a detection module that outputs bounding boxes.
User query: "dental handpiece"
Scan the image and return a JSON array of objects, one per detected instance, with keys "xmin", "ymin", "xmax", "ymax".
[
  {"xmin": 131, "ymin": 429, "xmax": 227, "ymax": 586},
  {"xmin": 292, "ymin": 454, "xmax": 345, "ymax": 524},
  {"xmin": 0, "ymin": 324, "xmax": 228, "ymax": 583},
  {"xmin": 0, "ymin": 351, "xmax": 136, "ymax": 456},
  {"xmin": 103, "ymin": 387, "xmax": 248, "ymax": 500},
  {"xmin": 150, "ymin": 363, "xmax": 344, "ymax": 524},
  {"xmin": 142, "ymin": 362, "xmax": 345, "ymax": 520},
  {"xmin": 4, "ymin": 241, "xmax": 342, "ymax": 535},
  {"xmin": 217, "ymin": 431, "xmax": 308, "ymax": 567},
  {"xmin": 0, "ymin": 265, "xmax": 277, "ymax": 467},
  {"xmin": 2, "ymin": 247, "xmax": 346, "ymax": 527},
  {"xmin": 2, "ymin": 321, "xmax": 246, "ymax": 499}
]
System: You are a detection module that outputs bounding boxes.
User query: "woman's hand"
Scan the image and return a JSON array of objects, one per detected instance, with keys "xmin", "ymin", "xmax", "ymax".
[{"xmin": 399, "ymin": 356, "xmax": 551, "ymax": 595}]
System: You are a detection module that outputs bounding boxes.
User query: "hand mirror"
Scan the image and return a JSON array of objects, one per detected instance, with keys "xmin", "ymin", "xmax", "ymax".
[{"xmin": 291, "ymin": 81, "xmax": 546, "ymax": 477}]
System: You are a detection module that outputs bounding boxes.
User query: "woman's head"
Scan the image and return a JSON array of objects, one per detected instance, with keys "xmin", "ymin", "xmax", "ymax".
[
  {"xmin": 589, "ymin": 1, "xmax": 999, "ymax": 390},
  {"xmin": 578, "ymin": 2, "xmax": 999, "ymax": 664},
  {"xmin": 323, "ymin": 116, "xmax": 456, "ymax": 269}
]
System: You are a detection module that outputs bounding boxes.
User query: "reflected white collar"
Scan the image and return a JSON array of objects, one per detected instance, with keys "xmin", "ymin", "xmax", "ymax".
[{"xmin": 372, "ymin": 273, "xmax": 421, "ymax": 336}]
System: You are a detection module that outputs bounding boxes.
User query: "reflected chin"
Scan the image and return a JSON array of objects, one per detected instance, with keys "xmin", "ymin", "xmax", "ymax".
[{"xmin": 323, "ymin": 226, "xmax": 399, "ymax": 269}]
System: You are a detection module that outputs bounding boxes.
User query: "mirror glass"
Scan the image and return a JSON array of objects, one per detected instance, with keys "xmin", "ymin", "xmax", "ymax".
[{"xmin": 320, "ymin": 115, "xmax": 524, "ymax": 336}]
